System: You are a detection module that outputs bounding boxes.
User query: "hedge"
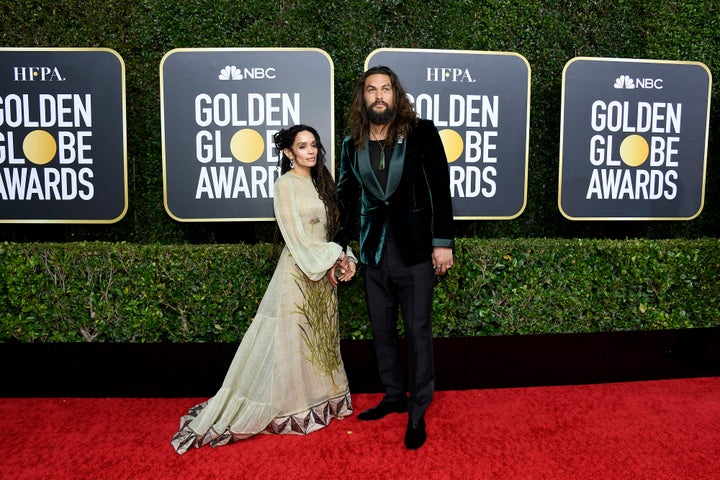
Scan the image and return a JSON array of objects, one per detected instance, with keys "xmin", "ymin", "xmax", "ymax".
[
  {"xmin": 1, "ymin": 2, "xmax": 718, "ymax": 343},
  {"xmin": 2, "ymin": 238, "xmax": 718, "ymax": 343}
]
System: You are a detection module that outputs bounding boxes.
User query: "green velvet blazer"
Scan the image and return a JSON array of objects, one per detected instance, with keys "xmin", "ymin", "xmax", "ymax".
[{"xmin": 335, "ymin": 119, "xmax": 455, "ymax": 267}]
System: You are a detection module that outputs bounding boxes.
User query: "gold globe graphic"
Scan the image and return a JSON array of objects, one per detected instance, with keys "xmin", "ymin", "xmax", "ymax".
[
  {"xmin": 230, "ymin": 129, "xmax": 265, "ymax": 164},
  {"xmin": 23, "ymin": 130, "xmax": 57, "ymax": 165},
  {"xmin": 619, "ymin": 134, "xmax": 649, "ymax": 167},
  {"xmin": 438, "ymin": 129, "xmax": 463, "ymax": 163}
]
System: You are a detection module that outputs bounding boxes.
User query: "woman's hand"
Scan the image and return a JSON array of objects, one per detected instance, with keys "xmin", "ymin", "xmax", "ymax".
[
  {"xmin": 337, "ymin": 258, "xmax": 356, "ymax": 282},
  {"xmin": 327, "ymin": 256, "xmax": 356, "ymax": 286}
]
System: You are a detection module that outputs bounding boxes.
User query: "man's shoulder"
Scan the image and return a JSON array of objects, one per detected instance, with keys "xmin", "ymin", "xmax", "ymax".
[
  {"xmin": 340, "ymin": 135, "xmax": 356, "ymax": 157},
  {"xmin": 416, "ymin": 118, "xmax": 436, "ymax": 128},
  {"xmin": 406, "ymin": 118, "xmax": 440, "ymax": 143},
  {"xmin": 409, "ymin": 118, "xmax": 439, "ymax": 136},
  {"xmin": 340, "ymin": 135, "xmax": 354, "ymax": 149}
]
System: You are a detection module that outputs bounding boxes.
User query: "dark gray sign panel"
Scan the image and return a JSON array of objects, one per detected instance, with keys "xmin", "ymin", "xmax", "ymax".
[
  {"xmin": 161, "ymin": 48, "xmax": 334, "ymax": 221},
  {"xmin": 367, "ymin": 48, "xmax": 530, "ymax": 219},
  {"xmin": 559, "ymin": 57, "xmax": 711, "ymax": 220},
  {"xmin": 0, "ymin": 48, "xmax": 127, "ymax": 223}
]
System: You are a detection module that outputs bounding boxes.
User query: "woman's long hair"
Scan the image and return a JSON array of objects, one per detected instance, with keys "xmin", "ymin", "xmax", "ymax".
[
  {"xmin": 348, "ymin": 65, "xmax": 417, "ymax": 148},
  {"xmin": 273, "ymin": 125, "xmax": 340, "ymax": 241}
]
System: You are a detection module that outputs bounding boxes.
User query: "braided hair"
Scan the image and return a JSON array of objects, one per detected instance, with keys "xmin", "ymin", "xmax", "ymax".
[{"xmin": 273, "ymin": 125, "xmax": 340, "ymax": 241}]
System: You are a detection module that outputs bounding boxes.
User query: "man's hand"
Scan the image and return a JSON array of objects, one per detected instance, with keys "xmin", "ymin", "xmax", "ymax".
[{"xmin": 432, "ymin": 247, "xmax": 454, "ymax": 276}]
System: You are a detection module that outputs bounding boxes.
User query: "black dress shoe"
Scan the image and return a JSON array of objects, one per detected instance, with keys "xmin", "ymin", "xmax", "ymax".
[
  {"xmin": 356, "ymin": 398, "xmax": 408, "ymax": 421},
  {"xmin": 404, "ymin": 417, "xmax": 426, "ymax": 450}
]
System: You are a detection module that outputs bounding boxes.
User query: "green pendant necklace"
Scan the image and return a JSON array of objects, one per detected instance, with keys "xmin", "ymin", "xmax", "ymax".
[
  {"xmin": 377, "ymin": 140, "xmax": 385, "ymax": 170},
  {"xmin": 372, "ymin": 129, "xmax": 387, "ymax": 171}
]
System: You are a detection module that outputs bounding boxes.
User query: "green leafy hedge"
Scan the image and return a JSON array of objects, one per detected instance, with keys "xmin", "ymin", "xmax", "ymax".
[
  {"xmin": 2, "ymin": 238, "xmax": 717, "ymax": 343},
  {"xmin": 0, "ymin": 2, "xmax": 718, "ymax": 343}
]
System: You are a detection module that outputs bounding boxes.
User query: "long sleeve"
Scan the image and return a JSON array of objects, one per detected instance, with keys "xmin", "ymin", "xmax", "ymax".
[
  {"xmin": 274, "ymin": 173, "xmax": 343, "ymax": 282},
  {"xmin": 421, "ymin": 121, "xmax": 455, "ymax": 249},
  {"xmin": 334, "ymin": 136, "xmax": 361, "ymax": 251}
]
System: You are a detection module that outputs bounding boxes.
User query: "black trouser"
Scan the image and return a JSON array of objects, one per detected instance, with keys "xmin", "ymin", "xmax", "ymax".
[{"xmin": 364, "ymin": 231, "xmax": 436, "ymax": 422}]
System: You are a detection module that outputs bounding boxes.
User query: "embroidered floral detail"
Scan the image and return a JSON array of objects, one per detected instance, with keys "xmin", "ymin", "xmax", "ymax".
[
  {"xmin": 292, "ymin": 271, "xmax": 341, "ymax": 387},
  {"xmin": 309, "ymin": 216, "xmax": 321, "ymax": 232}
]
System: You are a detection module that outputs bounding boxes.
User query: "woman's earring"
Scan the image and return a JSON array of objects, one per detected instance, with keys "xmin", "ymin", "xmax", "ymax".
[{"xmin": 289, "ymin": 159, "xmax": 295, "ymax": 168}]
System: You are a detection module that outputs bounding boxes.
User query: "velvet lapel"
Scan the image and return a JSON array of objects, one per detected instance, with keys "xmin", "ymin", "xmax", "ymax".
[
  {"xmin": 356, "ymin": 137, "xmax": 407, "ymax": 201},
  {"xmin": 357, "ymin": 139, "xmax": 383, "ymax": 200},
  {"xmin": 384, "ymin": 136, "xmax": 406, "ymax": 199}
]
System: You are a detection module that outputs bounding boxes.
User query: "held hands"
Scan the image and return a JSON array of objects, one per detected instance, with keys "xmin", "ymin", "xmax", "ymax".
[
  {"xmin": 432, "ymin": 247, "xmax": 454, "ymax": 276},
  {"xmin": 327, "ymin": 253, "xmax": 356, "ymax": 286}
]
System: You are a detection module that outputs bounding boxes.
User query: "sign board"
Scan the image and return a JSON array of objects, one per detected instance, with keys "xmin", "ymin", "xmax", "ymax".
[
  {"xmin": 0, "ymin": 48, "xmax": 127, "ymax": 223},
  {"xmin": 367, "ymin": 48, "xmax": 530, "ymax": 219},
  {"xmin": 161, "ymin": 48, "xmax": 334, "ymax": 221},
  {"xmin": 559, "ymin": 57, "xmax": 711, "ymax": 220}
]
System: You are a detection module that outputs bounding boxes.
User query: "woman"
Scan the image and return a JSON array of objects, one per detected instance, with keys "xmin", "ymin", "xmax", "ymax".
[{"xmin": 171, "ymin": 125, "xmax": 356, "ymax": 454}]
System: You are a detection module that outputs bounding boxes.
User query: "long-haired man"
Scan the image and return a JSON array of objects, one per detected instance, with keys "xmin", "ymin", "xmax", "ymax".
[{"xmin": 330, "ymin": 65, "xmax": 454, "ymax": 450}]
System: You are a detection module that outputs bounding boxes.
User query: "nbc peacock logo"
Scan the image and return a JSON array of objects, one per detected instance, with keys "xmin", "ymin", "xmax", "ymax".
[
  {"xmin": 614, "ymin": 75, "xmax": 635, "ymax": 89},
  {"xmin": 218, "ymin": 65, "xmax": 242, "ymax": 80},
  {"xmin": 218, "ymin": 65, "xmax": 276, "ymax": 81},
  {"xmin": 614, "ymin": 74, "xmax": 664, "ymax": 90}
]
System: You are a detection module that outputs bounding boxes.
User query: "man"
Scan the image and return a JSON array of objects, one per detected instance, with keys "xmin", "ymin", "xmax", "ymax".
[{"xmin": 330, "ymin": 65, "xmax": 454, "ymax": 450}]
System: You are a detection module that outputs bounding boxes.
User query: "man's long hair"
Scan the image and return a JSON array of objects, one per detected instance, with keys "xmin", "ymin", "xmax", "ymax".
[
  {"xmin": 273, "ymin": 124, "xmax": 339, "ymax": 240},
  {"xmin": 348, "ymin": 65, "xmax": 417, "ymax": 148}
]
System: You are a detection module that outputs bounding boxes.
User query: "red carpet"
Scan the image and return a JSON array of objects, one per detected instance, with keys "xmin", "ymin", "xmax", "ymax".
[{"xmin": 2, "ymin": 378, "xmax": 719, "ymax": 479}]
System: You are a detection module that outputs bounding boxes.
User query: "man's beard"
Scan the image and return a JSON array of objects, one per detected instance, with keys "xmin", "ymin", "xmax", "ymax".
[{"xmin": 366, "ymin": 105, "xmax": 394, "ymax": 125}]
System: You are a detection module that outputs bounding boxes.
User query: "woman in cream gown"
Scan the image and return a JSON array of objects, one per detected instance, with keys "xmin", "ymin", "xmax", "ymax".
[{"xmin": 171, "ymin": 125, "xmax": 355, "ymax": 454}]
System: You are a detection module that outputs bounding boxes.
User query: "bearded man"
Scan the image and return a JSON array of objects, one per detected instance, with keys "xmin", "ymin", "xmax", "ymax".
[{"xmin": 330, "ymin": 65, "xmax": 455, "ymax": 450}]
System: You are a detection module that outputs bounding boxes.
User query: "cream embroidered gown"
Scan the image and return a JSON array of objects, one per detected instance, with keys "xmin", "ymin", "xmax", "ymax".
[{"xmin": 171, "ymin": 171, "xmax": 353, "ymax": 454}]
